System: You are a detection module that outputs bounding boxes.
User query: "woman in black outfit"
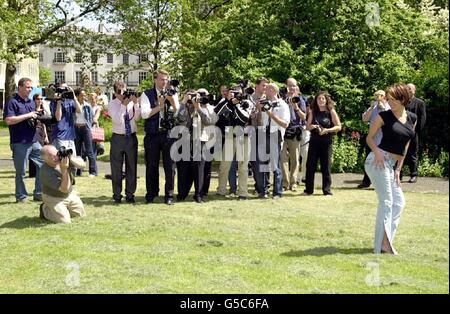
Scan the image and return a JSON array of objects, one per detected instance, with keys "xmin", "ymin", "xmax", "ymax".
[{"xmin": 301, "ymin": 92, "xmax": 341, "ymax": 196}]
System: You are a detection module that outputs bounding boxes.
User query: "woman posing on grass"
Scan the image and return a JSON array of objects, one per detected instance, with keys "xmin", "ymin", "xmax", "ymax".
[{"xmin": 365, "ymin": 84, "xmax": 416, "ymax": 255}]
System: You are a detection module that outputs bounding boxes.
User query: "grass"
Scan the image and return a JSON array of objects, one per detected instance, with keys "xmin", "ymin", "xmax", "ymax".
[
  {"xmin": 0, "ymin": 170, "xmax": 448, "ymax": 293},
  {"xmin": 0, "ymin": 130, "xmax": 448, "ymax": 294}
]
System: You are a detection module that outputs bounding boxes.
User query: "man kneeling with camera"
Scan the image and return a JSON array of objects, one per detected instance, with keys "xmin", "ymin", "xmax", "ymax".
[{"xmin": 39, "ymin": 145, "xmax": 86, "ymax": 223}]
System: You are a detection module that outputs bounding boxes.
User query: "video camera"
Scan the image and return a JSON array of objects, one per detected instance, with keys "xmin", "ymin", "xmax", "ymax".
[
  {"xmin": 57, "ymin": 146, "xmax": 73, "ymax": 160},
  {"xmin": 260, "ymin": 99, "xmax": 280, "ymax": 112},
  {"xmin": 42, "ymin": 86, "xmax": 74, "ymax": 100}
]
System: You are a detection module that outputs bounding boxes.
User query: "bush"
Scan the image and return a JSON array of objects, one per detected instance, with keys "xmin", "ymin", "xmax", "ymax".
[
  {"xmin": 418, "ymin": 150, "xmax": 449, "ymax": 178},
  {"xmin": 331, "ymin": 135, "xmax": 360, "ymax": 173}
]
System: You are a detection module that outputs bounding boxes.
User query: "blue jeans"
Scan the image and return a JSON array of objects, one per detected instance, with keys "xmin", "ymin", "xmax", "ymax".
[
  {"xmin": 253, "ymin": 131, "xmax": 283, "ymax": 197},
  {"xmin": 365, "ymin": 151, "xmax": 405, "ymax": 254},
  {"xmin": 11, "ymin": 142, "xmax": 43, "ymax": 201}
]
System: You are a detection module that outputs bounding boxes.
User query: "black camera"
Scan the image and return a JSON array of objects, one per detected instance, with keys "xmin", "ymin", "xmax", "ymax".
[
  {"xmin": 279, "ymin": 87, "xmax": 288, "ymax": 99},
  {"xmin": 237, "ymin": 79, "xmax": 255, "ymax": 96},
  {"xmin": 122, "ymin": 89, "xmax": 141, "ymax": 99},
  {"xmin": 163, "ymin": 79, "xmax": 180, "ymax": 97},
  {"xmin": 27, "ymin": 111, "xmax": 55, "ymax": 128},
  {"xmin": 42, "ymin": 86, "xmax": 74, "ymax": 100},
  {"xmin": 287, "ymin": 96, "xmax": 301, "ymax": 104},
  {"xmin": 194, "ymin": 92, "xmax": 215, "ymax": 105},
  {"xmin": 311, "ymin": 126, "xmax": 323, "ymax": 135},
  {"xmin": 260, "ymin": 99, "xmax": 279, "ymax": 112},
  {"xmin": 57, "ymin": 146, "xmax": 73, "ymax": 160}
]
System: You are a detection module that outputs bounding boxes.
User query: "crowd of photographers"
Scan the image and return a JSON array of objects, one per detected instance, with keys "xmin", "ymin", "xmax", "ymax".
[{"xmin": 3, "ymin": 71, "xmax": 425, "ymax": 224}]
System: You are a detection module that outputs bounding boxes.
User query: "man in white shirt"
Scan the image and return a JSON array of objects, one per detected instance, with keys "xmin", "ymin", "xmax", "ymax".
[
  {"xmin": 108, "ymin": 82, "xmax": 140, "ymax": 204},
  {"xmin": 254, "ymin": 83, "xmax": 290, "ymax": 199}
]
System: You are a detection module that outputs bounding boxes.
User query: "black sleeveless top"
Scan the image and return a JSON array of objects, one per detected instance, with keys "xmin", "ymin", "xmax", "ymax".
[
  {"xmin": 378, "ymin": 110, "xmax": 417, "ymax": 156},
  {"xmin": 311, "ymin": 110, "xmax": 334, "ymax": 141}
]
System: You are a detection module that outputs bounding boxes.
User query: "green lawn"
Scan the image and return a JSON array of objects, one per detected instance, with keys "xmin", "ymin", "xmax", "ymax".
[{"xmin": 0, "ymin": 168, "xmax": 448, "ymax": 293}]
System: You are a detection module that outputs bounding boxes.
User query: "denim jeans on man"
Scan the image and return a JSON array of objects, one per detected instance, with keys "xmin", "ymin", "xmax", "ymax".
[
  {"xmin": 365, "ymin": 151, "xmax": 405, "ymax": 254},
  {"xmin": 11, "ymin": 142, "xmax": 43, "ymax": 201}
]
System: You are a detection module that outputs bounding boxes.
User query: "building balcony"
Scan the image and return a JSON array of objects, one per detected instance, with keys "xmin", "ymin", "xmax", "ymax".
[{"xmin": 53, "ymin": 59, "xmax": 67, "ymax": 64}]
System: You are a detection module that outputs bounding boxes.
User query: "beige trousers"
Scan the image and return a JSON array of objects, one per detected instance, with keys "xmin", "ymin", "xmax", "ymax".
[
  {"xmin": 281, "ymin": 138, "xmax": 300, "ymax": 188},
  {"xmin": 217, "ymin": 136, "xmax": 250, "ymax": 197},
  {"xmin": 42, "ymin": 191, "xmax": 86, "ymax": 224}
]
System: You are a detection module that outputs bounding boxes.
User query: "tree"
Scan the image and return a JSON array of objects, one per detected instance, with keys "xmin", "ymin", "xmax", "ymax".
[
  {"xmin": 38, "ymin": 66, "xmax": 52, "ymax": 86},
  {"xmin": 0, "ymin": 0, "xmax": 110, "ymax": 102}
]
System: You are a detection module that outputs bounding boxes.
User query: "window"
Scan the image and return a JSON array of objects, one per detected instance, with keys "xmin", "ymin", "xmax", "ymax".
[
  {"xmin": 54, "ymin": 71, "xmax": 65, "ymax": 84},
  {"xmin": 123, "ymin": 54, "xmax": 129, "ymax": 65},
  {"xmin": 39, "ymin": 53, "xmax": 43, "ymax": 63},
  {"xmin": 91, "ymin": 53, "xmax": 98, "ymax": 64},
  {"xmin": 28, "ymin": 64, "xmax": 36, "ymax": 77},
  {"xmin": 53, "ymin": 51, "xmax": 66, "ymax": 63},
  {"xmin": 138, "ymin": 54, "xmax": 148, "ymax": 64},
  {"xmin": 74, "ymin": 53, "xmax": 83, "ymax": 63},
  {"xmin": 76, "ymin": 71, "xmax": 82, "ymax": 86},
  {"xmin": 107, "ymin": 53, "xmax": 113, "ymax": 64},
  {"xmin": 139, "ymin": 72, "xmax": 148, "ymax": 84},
  {"xmin": 91, "ymin": 71, "xmax": 98, "ymax": 84}
]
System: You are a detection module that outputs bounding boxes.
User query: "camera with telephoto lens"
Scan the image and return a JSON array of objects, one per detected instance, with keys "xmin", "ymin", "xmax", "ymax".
[
  {"xmin": 260, "ymin": 99, "xmax": 279, "ymax": 112},
  {"xmin": 163, "ymin": 80, "xmax": 180, "ymax": 97},
  {"xmin": 42, "ymin": 86, "xmax": 74, "ymax": 100},
  {"xmin": 193, "ymin": 92, "xmax": 215, "ymax": 105},
  {"xmin": 287, "ymin": 96, "xmax": 301, "ymax": 104},
  {"xmin": 237, "ymin": 79, "xmax": 255, "ymax": 97},
  {"xmin": 27, "ymin": 110, "xmax": 55, "ymax": 128},
  {"xmin": 57, "ymin": 146, "xmax": 73, "ymax": 160}
]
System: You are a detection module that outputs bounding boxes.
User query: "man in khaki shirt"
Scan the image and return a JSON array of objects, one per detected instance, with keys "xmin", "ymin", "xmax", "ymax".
[{"xmin": 39, "ymin": 145, "xmax": 86, "ymax": 223}]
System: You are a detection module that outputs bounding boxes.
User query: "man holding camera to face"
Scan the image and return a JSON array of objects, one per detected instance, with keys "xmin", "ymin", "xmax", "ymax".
[
  {"xmin": 39, "ymin": 144, "xmax": 86, "ymax": 223},
  {"xmin": 140, "ymin": 69, "xmax": 180, "ymax": 205},
  {"xmin": 50, "ymin": 82, "xmax": 82, "ymax": 155},
  {"xmin": 176, "ymin": 89, "xmax": 218, "ymax": 203},
  {"xmin": 254, "ymin": 83, "xmax": 290, "ymax": 199},
  {"xmin": 281, "ymin": 78, "xmax": 306, "ymax": 192},
  {"xmin": 215, "ymin": 83, "xmax": 254, "ymax": 200},
  {"xmin": 108, "ymin": 82, "xmax": 141, "ymax": 204},
  {"xmin": 3, "ymin": 77, "xmax": 45, "ymax": 203}
]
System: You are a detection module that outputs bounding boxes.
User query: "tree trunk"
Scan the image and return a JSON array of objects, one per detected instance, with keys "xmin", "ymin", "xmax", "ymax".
[{"xmin": 5, "ymin": 63, "xmax": 17, "ymax": 103}]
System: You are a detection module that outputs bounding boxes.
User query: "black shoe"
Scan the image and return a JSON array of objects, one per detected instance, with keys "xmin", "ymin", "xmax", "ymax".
[
  {"xmin": 258, "ymin": 194, "xmax": 268, "ymax": 199},
  {"xmin": 126, "ymin": 197, "xmax": 136, "ymax": 204},
  {"xmin": 194, "ymin": 196, "xmax": 203, "ymax": 203},
  {"xmin": 238, "ymin": 196, "xmax": 247, "ymax": 201},
  {"xmin": 409, "ymin": 176, "xmax": 418, "ymax": 183},
  {"xmin": 114, "ymin": 198, "xmax": 122, "ymax": 204},
  {"xmin": 146, "ymin": 197, "xmax": 154, "ymax": 204},
  {"xmin": 33, "ymin": 195, "xmax": 42, "ymax": 202},
  {"xmin": 357, "ymin": 183, "xmax": 370, "ymax": 189},
  {"xmin": 324, "ymin": 191, "xmax": 333, "ymax": 196},
  {"xmin": 165, "ymin": 198, "xmax": 174, "ymax": 205},
  {"xmin": 39, "ymin": 203, "xmax": 45, "ymax": 219},
  {"xmin": 301, "ymin": 178, "xmax": 306, "ymax": 183}
]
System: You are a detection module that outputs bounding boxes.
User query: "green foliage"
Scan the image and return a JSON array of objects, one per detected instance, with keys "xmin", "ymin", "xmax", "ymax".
[
  {"xmin": 38, "ymin": 66, "xmax": 52, "ymax": 86},
  {"xmin": 332, "ymin": 136, "xmax": 360, "ymax": 173},
  {"xmin": 418, "ymin": 150, "xmax": 449, "ymax": 177}
]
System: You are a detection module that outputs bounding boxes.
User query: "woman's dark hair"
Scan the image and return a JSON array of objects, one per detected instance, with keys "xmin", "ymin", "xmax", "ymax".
[
  {"xmin": 311, "ymin": 91, "xmax": 335, "ymax": 112},
  {"xmin": 385, "ymin": 84, "xmax": 411, "ymax": 107}
]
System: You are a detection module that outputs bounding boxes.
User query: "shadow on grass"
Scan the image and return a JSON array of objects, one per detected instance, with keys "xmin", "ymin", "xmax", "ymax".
[
  {"xmin": 80, "ymin": 196, "xmax": 118, "ymax": 207},
  {"xmin": 281, "ymin": 247, "xmax": 373, "ymax": 257},
  {"xmin": 0, "ymin": 216, "xmax": 52, "ymax": 229}
]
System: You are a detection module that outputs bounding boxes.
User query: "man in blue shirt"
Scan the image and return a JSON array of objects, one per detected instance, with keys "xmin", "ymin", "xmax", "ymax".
[
  {"xmin": 3, "ymin": 77, "xmax": 44, "ymax": 202},
  {"xmin": 50, "ymin": 83, "xmax": 82, "ymax": 154}
]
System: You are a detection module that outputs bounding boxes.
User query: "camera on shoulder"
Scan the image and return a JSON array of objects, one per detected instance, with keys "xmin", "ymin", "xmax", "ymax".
[{"xmin": 42, "ymin": 86, "xmax": 74, "ymax": 100}]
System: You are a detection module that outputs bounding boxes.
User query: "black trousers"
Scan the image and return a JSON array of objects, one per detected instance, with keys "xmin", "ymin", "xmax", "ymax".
[
  {"xmin": 176, "ymin": 142, "xmax": 207, "ymax": 200},
  {"xmin": 361, "ymin": 140, "xmax": 372, "ymax": 186},
  {"xmin": 304, "ymin": 137, "xmax": 332, "ymax": 195},
  {"xmin": 404, "ymin": 133, "xmax": 419, "ymax": 177},
  {"xmin": 110, "ymin": 133, "xmax": 138, "ymax": 201},
  {"xmin": 144, "ymin": 132, "xmax": 176, "ymax": 201}
]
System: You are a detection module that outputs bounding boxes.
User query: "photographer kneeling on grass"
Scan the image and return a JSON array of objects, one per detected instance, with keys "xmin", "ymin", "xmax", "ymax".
[{"xmin": 39, "ymin": 145, "xmax": 86, "ymax": 224}]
